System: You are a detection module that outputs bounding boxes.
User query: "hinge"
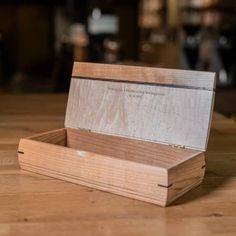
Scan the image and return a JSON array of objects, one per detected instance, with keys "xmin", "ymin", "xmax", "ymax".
[
  {"xmin": 78, "ymin": 128, "xmax": 91, "ymax": 132},
  {"xmin": 169, "ymin": 144, "xmax": 186, "ymax": 149}
]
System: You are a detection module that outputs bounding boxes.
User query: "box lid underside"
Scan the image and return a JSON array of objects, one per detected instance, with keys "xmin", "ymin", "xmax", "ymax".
[{"xmin": 65, "ymin": 62, "xmax": 215, "ymax": 151}]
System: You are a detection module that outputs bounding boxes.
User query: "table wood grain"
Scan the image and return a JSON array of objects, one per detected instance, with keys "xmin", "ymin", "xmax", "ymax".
[{"xmin": 0, "ymin": 94, "xmax": 236, "ymax": 236}]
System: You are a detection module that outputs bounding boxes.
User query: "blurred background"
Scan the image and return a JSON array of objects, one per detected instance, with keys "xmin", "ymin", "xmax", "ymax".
[{"xmin": 0, "ymin": 0, "xmax": 235, "ymax": 116}]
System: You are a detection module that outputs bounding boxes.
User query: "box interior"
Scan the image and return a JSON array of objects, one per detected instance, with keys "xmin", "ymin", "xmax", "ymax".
[{"xmin": 29, "ymin": 128, "xmax": 201, "ymax": 169}]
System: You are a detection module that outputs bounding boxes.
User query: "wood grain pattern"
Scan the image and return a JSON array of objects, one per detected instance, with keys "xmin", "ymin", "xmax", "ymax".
[
  {"xmin": 66, "ymin": 128, "xmax": 200, "ymax": 169},
  {"xmin": 17, "ymin": 63, "xmax": 214, "ymax": 206},
  {"xmin": 29, "ymin": 128, "xmax": 66, "ymax": 146},
  {"xmin": 18, "ymin": 137, "xmax": 169, "ymax": 206},
  {"xmin": 18, "ymin": 128, "xmax": 204, "ymax": 206},
  {"xmin": 167, "ymin": 153, "xmax": 205, "ymax": 204},
  {"xmin": 65, "ymin": 77, "xmax": 214, "ymax": 150},
  {"xmin": 72, "ymin": 62, "xmax": 216, "ymax": 90},
  {"xmin": 1, "ymin": 94, "xmax": 236, "ymax": 235}
]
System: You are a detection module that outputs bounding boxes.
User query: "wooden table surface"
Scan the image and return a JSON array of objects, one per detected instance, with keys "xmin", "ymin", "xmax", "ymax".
[{"xmin": 0, "ymin": 94, "xmax": 236, "ymax": 236}]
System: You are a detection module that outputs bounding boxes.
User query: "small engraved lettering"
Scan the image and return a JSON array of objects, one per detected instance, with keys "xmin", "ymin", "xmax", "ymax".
[{"xmin": 108, "ymin": 87, "xmax": 164, "ymax": 96}]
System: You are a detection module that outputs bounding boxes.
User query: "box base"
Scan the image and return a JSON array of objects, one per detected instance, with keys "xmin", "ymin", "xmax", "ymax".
[{"xmin": 18, "ymin": 128, "xmax": 205, "ymax": 206}]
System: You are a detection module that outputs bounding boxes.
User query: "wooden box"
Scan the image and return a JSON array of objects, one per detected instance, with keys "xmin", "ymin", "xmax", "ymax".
[{"xmin": 18, "ymin": 62, "xmax": 215, "ymax": 206}]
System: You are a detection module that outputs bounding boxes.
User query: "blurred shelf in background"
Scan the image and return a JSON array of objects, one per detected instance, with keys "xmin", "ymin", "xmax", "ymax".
[{"xmin": 0, "ymin": 0, "xmax": 235, "ymax": 116}]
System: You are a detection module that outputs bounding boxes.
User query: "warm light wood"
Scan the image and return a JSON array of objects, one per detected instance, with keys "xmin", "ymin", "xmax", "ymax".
[
  {"xmin": 72, "ymin": 62, "xmax": 216, "ymax": 90},
  {"xmin": 65, "ymin": 77, "xmax": 214, "ymax": 150},
  {"xmin": 19, "ymin": 135, "xmax": 168, "ymax": 206},
  {"xmin": 66, "ymin": 128, "xmax": 200, "ymax": 169},
  {"xmin": 18, "ymin": 128, "xmax": 204, "ymax": 206},
  {"xmin": 0, "ymin": 94, "xmax": 236, "ymax": 235},
  {"xmin": 27, "ymin": 128, "xmax": 66, "ymax": 146},
  {"xmin": 17, "ymin": 62, "xmax": 215, "ymax": 206}
]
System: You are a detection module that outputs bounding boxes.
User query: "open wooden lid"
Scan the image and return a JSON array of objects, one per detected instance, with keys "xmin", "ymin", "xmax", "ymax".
[{"xmin": 65, "ymin": 62, "xmax": 215, "ymax": 151}]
